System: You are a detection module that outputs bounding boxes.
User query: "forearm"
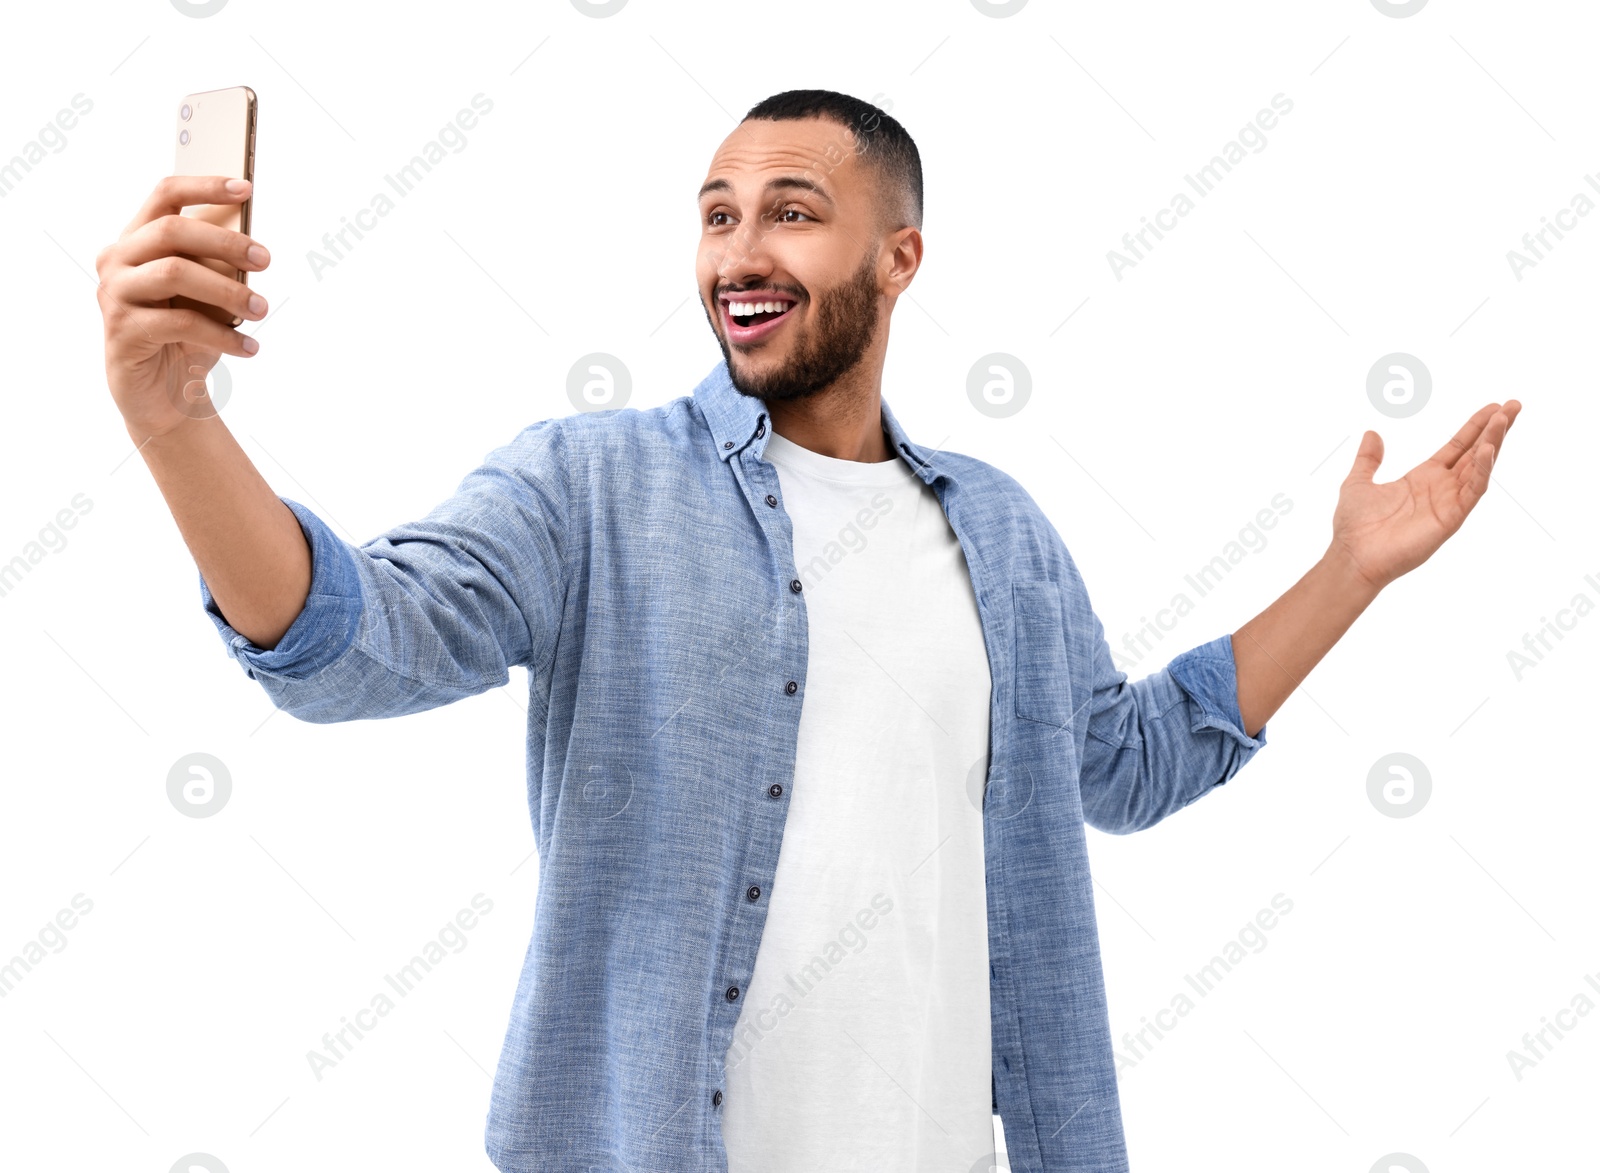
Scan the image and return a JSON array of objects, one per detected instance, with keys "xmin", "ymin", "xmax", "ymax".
[
  {"xmin": 1231, "ymin": 544, "xmax": 1381, "ymax": 738},
  {"xmin": 130, "ymin": 414, "xmax": 311, "ymax": 649}
]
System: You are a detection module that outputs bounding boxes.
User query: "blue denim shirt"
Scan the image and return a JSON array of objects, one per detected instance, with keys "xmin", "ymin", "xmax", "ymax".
[{"xmin": 200, "ymin": 358, "xmax": 1267, "ymax": 1172}]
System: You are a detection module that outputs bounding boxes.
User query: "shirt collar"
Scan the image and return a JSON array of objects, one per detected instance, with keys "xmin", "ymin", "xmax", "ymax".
[{"xmin": 691, "ymin": 358, "xmax": 942, "ymax": 486}]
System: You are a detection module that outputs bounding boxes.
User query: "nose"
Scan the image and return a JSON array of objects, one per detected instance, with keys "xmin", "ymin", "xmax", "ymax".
[{"xmin": 715, "ymin": 214, "xmax": 775, "ymax": 285}]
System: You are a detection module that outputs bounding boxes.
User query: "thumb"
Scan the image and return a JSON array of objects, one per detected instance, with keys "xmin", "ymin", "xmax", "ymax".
[{"xmin": 1346, "ymin": 429, "xmax": 1383, "ymax": 484}]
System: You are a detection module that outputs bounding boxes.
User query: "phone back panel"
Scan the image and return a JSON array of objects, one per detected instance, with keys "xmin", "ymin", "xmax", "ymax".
[{"xmin": 172, "ymin": 86, "xmax": 255, "ymax": 327}]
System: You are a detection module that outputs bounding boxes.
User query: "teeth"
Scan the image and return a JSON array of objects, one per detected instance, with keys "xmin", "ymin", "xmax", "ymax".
[{"xmin": 728, "ymin": 300, "xmax": 789, "ymax": 318}]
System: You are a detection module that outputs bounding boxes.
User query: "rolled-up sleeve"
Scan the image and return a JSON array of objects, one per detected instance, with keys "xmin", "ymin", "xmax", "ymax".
[
  {"xmin": 198, "ymin": 420, "xmax": 570, "ymax": 724},
  {"xmin": 1075, "ymin": 609, "xmax": 1267, "ymax": 835},
  {"xmin": 201, "ymin": 497, "xmax": 364, "ymax": 681},
  {"xmin": 1166, "ymin": 634, "xmax": 1267, "ymax": 755}
]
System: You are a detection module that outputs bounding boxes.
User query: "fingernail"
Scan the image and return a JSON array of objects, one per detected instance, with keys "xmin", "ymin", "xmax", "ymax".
[
  {"xmin": 248, "ymin": 294, "xmax": 267, "ymax": 315},
  {"xmin": 242, "ymin": 335, "xmax": 259, "ymax": 354},
  {"xmin": 226, "ymin": 178, "xmax": 251, "ymax": 194},
  {"xmin": 247, "ymin": 244, "xmax": 269, "ymax": 266}
]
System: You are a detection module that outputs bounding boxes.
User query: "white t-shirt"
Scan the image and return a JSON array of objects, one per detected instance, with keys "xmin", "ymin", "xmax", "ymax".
[{"xmin": 721, "ymin": 426, "xmax": 994, "ymax": 1172}]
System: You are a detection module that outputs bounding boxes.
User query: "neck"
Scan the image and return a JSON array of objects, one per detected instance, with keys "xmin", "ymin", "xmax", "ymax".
[{"xmin": 764, "ymin": 356, "xmax": 893, "ymax": 464}]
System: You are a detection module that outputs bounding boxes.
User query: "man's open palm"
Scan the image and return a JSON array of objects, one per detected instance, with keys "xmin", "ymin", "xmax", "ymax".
[{"xmin": 1331, "ymin": 400, "xmax": 1523, "ymax": 591}]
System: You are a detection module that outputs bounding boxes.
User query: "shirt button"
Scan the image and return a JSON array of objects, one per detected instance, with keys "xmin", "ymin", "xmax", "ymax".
[
  {"xmin": 789, "ymin": 578, "xmax": 802, "ymax": 593},
  {"xmin": 756, "ymin": 423, "xmax": 765, "ymax": 437},
  {"xmin": 712, "ymin": 1090, "xmax": 723, "ymax": 1108},
  {"xmin": 746, "ymin": 885, "xmax": 761, "ymax": 901},
  {"xmin": 765, "ymin": 494, "xmax": 777, "ymax": 508},
  {"xmin": 784, "ymin": 680, "xmax": 798, "ymax": 695},
  {"xmin": 725, "ymin": 984, "xmax": 740, "ymax": 1002},
  {"xmin": 768, "ymin": 783, "xmax": 784, "ymax": 798},
  {"xmin": 723, "ymin": 440, "xmax": 734, "ymax": 449}
]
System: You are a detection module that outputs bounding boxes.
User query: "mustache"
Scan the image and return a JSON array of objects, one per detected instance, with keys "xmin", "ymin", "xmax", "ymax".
[{"xmin": 715, "ymin": 285, "xmax": 805, "ymax": 299}]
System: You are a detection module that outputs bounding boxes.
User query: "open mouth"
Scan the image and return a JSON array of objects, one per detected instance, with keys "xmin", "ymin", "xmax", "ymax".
[{"xmin": 721, "ymin": 293, "xmax": 798, "ymax": 343}]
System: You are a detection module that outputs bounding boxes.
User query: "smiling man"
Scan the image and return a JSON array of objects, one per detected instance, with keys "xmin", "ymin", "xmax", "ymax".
[
  {"xmin": 98, "ymin": 89, "xmax": 1518, "ymax": 1173},
  {"xmin": 696, "ymin": 94, "xmax": 919, "ymax": 455}
]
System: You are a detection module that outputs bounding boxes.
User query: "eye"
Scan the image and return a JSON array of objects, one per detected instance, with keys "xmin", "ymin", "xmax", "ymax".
[
  {"xmin": 707, "ymin": 210, "xmax": 733, "ymax": 227},
  {"xmin": 777, "ymin": 207, "xmax": 811, "ymax": 223}
]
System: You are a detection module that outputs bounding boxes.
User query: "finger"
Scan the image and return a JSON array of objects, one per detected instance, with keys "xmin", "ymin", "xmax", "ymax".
[
  {"xmin": 111, "ymin": 254, "xmax": 266, "ymax": 324},
  {"xmin": 122, "ymin": 175, "xmax": 251, "ymax": 237},
  {"xmin": 114, "ymin": 213, "xmax": 270, "ymax": 274},
  {"xmin": 1346, "ymin": 429, "xmax": 1383, "ymax": 484},
  {"xmin": 1455, "ymin": 410, "xmax": 1503, "ymax": 489},
  {"xmin": 1457, "ymin": 438, "xmax": 1495, "ymax": 509},
  {"xmin": 103, "ymin": 303, "xmax": 259, "ymax": 359},
  {"xmin": 1478, "ymin": 407, "xmax": 1513, "ymax": 472},
  {"xmin": 1428, "ymin": 402, "xmax": 1501, "ymax": 470}
]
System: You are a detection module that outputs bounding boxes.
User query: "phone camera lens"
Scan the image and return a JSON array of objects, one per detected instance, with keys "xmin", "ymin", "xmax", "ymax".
[
  {"xmin": 178, "ymin": 129, "xmax": 190, "ymax": 146},
  {"xmin": 180, "ymin": 103, "xmax": 192, "ymax": 121}
]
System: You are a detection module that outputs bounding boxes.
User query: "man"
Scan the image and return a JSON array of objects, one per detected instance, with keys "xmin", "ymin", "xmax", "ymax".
[{"xmin": 96, "ymin": 89, "xmax": 1519, "ymax": 1172}]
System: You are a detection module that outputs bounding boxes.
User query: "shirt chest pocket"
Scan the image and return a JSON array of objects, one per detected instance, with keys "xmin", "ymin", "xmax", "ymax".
[{"xmin": 1012, "ymin": 580, "xmax": 1075, "ymax": 728}]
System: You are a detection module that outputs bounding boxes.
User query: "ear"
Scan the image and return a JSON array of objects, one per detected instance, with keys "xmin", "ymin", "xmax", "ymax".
[{"xmin": 883, "ymin": 226, "xmax": 923, "ymax": 294}]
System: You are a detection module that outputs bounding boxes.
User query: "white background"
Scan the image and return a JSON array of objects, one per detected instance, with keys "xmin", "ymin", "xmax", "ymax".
[{"xmin": 0, "ymin": 0, "xmax": 1593, "ymax": 1170}]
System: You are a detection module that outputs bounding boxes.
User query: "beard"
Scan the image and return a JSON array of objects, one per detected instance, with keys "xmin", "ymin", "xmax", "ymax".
[{"xmin": 706, "ymin": 247, "xmax": 881, "ymax": 404}]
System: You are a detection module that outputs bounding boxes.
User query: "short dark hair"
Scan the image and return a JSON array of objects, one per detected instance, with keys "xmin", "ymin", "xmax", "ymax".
[{"xmin": 740, "ymin": 89, "xmax": 923, "ymax": 231}]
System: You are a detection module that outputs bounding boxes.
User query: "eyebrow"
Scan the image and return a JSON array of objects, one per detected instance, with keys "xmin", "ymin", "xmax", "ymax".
[{"xmin": 697, "ymin": 175, "xmax": 836, "ymax": 208}]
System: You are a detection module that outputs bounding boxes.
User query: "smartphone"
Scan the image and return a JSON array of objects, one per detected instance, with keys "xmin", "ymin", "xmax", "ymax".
[{"xmin": 172, "ymin": 86, "xmax": 257, "ymax": 327}]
